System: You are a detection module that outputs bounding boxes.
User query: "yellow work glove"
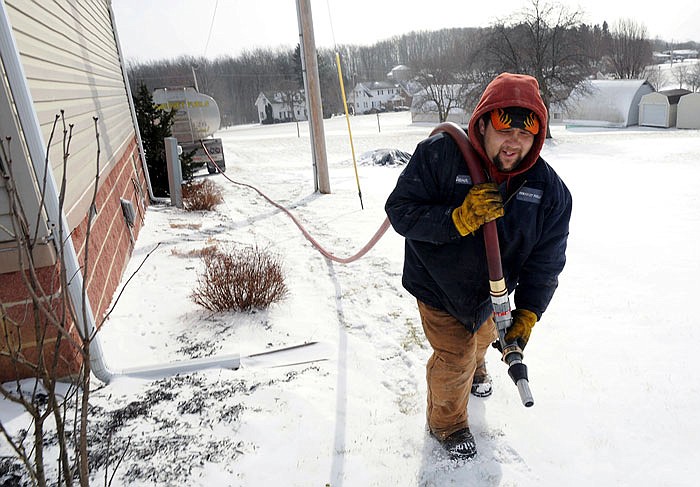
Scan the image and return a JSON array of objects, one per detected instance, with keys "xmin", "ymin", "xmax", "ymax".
[
  {"xmin": 451, "ymin": 183, "xmax": 504, "ymax": 236},
  {"xmin": 504, "ymin": 309, "xmax": 538, "ymax": 350}
]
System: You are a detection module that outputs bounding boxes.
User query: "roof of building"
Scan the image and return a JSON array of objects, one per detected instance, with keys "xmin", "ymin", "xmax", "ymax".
[
  {"xmin": 358, "ymin": 81, "xmax": 398, "ymax": 91},
  {"xmin": 658, "ymin": 89, "xmax": 693, "ymax": 104},
  {"xmin": 255, "ymin": 90, "xmax": 304, "ymax": 106},
  {"xmin": 565, "ymin": 79, "xmax": 654, "ymax": 127}
]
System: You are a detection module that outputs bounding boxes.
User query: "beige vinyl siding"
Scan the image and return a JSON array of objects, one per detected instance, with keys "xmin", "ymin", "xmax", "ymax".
[
  {"xmin": 0, "ymin": 60, "xmax": 39, "ymax": 241},
  {"xmin": 6, "ymin": 0, "xmax": 135, "ymax": 229},
  {"xmin": 0, "ymin": 62, "xmax": 54, "ymax": 271},
  {"xmin": 0, "ymin": 65, "xmax": 27, "ymax": 246},
  {"xmin": 0, "ymin": 182, "xmax": 12, "ymax": 242}
]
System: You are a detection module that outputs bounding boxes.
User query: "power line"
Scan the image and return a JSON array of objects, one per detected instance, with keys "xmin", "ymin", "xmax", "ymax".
[
  {"xmin": 203, "ymin": 0, "xmax": 219, "ymax": 58},
  {"xmin": 129, "ymin": 72, "xmax": 296, "ymax": 81},
  {"xmin": 325, "ymin": 0, "xmax": 337, "ymax": 49}
]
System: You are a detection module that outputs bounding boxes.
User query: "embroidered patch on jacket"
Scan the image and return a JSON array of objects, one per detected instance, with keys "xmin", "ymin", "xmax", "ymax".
[
  {"xmin": 516, "ymin": 187, "xmax": 543, "ymax": 203},
  {"xmin": 455, "ymin": 174, "xmax": 472, "ymax": 185}
]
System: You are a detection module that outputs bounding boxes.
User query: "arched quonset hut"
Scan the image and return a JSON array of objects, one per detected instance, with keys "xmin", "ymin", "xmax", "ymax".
[
  {"xmin": 639, "ymin": 89, "xmax": 692, "ymax": 128},
  {"xmin": 677, "ymin": 92, "xmax": 700, "ymax": 129},
  {"xmin": 563, "ymin": 79, "xmax": 654, "ymax": 127}
]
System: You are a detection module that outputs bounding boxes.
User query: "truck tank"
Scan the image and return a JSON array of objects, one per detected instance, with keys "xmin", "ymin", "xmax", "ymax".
[{"xmin": 153, "ymin": 87, "xmax": 226, "ymax": 173}]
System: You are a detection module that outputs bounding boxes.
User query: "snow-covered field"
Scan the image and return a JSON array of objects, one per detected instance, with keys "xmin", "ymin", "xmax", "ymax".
[{"xmin": 2, "ymin": 110, "xmax": 700, "ymax": 485}]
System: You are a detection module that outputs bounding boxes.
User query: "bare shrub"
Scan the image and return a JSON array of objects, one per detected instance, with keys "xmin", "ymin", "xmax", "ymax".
[
  {"xmin": 191, "ymin": 245, "xmax": 288, "ymax": 312},
  {"xmin": 181, "ymin": 179, "xmax": 223, "ymax": 211}
]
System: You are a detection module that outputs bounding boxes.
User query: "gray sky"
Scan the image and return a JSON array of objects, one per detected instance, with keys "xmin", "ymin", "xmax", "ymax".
[{"xmin": 112, "ymin": 0, "xmax": 699, "ymax": 62}]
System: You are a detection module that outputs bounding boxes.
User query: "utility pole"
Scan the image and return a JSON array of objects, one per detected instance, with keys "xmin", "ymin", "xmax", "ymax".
[{"xmin": 295, "ymin": 0, "xmax": 330, "ymax": 194}]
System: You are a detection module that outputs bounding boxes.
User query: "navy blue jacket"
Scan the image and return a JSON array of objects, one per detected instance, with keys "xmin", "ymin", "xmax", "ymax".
[{"xmin": 385, "ymin": 132, "xmax": 572, "ymax": 332}]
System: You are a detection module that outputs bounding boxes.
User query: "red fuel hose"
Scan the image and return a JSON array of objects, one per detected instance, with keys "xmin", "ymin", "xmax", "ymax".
[{"xmin": 199, "ymin": 140, "xmax": 390, "ymax": 264}]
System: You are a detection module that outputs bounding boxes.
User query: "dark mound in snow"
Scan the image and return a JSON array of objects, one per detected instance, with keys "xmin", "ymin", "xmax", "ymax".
[{"xmin": 358, "ymin": 148, "xmax": 412, "ymax": 166}]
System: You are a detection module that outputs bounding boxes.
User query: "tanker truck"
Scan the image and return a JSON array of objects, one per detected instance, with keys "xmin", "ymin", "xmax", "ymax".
[{"xmin": 152, "ymin": 87, "xmax": 226, "ymax": 174}]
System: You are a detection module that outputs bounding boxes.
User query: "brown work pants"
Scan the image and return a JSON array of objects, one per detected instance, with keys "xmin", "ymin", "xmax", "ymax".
[{"xmin": 417, "ymin": 300, "xmax": 497, "ymax": 440}]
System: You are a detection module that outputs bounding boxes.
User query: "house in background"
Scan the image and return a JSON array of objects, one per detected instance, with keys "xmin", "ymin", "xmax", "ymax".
[
  {"xmin": 639, "ymin": 89, "xmax": 692, "ymax": 128},
  {"xmin": 677, "ymin": 92, "xmax": 700, "ymax": 129},
  {"xmin": 562, "ymin": 79, "xmax": 654, "ymax": 127},
  {"xmin": 387, "ymin": 64, "xmax": 413, "ymax": 82},
  {"xmin": 653, "ymin": 49, "xmax": 698, "ymax": 64},
  {"xmin": 0, "ymin": 0, "xmax": 150, "ymax": 381},
  {"xmin": 348, "ymin": 81, "xmax": 408, "ymax": 114},
  {"xmin": 255, "ymin": 91, "xmax": 307, "ymax": 124}
]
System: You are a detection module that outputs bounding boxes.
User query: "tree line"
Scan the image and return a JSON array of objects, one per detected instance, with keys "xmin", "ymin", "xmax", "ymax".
[{"xmin": 125, "ymin": 0, "xmax": 698, "ymax": 128}]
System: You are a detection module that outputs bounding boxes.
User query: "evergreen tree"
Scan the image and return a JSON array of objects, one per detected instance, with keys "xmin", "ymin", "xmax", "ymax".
[
  {"xmin": 293, "ymin": 43, "xmax": 342, "ymax": 117},
  {"xmin": 133, "ymin": 83, "xmax": 175, "ymax": 196}
]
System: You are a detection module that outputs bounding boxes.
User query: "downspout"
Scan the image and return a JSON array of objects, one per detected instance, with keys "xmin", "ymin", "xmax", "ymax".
[
  {"xmin": 107, "ymin": 0, "xmax": 168, "ymax": 204},
  {"xmin": 0, "ymin": 1, "xmax": 114, "ymax": 382}
]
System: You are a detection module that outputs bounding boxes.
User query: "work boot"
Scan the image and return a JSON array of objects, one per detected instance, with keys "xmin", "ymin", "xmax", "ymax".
[
  {"xmin": 471, "ymin": 362, "xmax": 492, "ymax": 397},
  {"xmin": 437, "ymin": 428, "xmax": 477, "ymax": 459}
]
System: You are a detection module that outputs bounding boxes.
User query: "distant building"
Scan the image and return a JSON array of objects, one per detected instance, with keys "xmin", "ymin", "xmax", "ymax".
[
  {"xmin": 387, "ymin": 64, "xmax": 412, "ymax": 82},
  {"xmin": 677, "ymin": 92, "xmax": 700, "ymax": 129},
  {"xmin": 255, "ymin": 91, "xmax": 307, "ymax": 124},
  {"xmin": 639, "ymin": 89, "xmax": 692, "ymax": 128},
  {"xmin": 653, "ymin": 49, "xmax": 698, "ymax": 64},
  {"xmin": 665, "ymin": 49, "xmax": 698, "ymax": 61},
  {"xmin": 562, "ymin": 79, "xmax": 654, "ymax": 127},
  {"xmin": 348, "ymin": 81, "xmax": 408, "ymax": 114}
]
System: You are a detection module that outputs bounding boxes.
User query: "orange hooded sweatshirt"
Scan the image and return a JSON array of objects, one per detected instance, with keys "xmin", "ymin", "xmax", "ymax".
[{"xmin": 467, "ymin": 73, "xmax": 548, "ymax": 184}]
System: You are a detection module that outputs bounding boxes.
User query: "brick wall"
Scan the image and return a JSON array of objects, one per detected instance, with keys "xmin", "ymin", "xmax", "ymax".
[{"xmin": 0, "ymin": 137, "xmax": 149, "ymax": 382}]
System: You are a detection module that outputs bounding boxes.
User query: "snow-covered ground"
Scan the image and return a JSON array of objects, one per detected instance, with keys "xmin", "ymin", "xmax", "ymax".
[{"xmin": 2, "ymin": 110, "xmax": 700, "ymax": 485}]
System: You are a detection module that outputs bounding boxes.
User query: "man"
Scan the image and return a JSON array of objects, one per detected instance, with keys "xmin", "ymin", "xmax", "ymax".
[{"xmin": 385, "ymin": 73, "xmax": 572, "ymax": 459}]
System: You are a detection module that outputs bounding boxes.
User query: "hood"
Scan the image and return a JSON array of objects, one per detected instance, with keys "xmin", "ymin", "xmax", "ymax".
[{"xmin": 467, "ymin": 72, "xmax": 548, "ymax": 182}]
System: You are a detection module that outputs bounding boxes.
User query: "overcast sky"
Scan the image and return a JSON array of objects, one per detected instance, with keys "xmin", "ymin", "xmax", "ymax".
[{"xmin": 111, "ymin": 0, "xmax": 699, "ymax": 62}]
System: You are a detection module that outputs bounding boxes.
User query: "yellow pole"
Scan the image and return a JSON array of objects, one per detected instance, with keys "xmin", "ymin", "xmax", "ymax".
[{"xmin": 335, "ymin": 52, "xmax": 363, "ymax": 209}]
